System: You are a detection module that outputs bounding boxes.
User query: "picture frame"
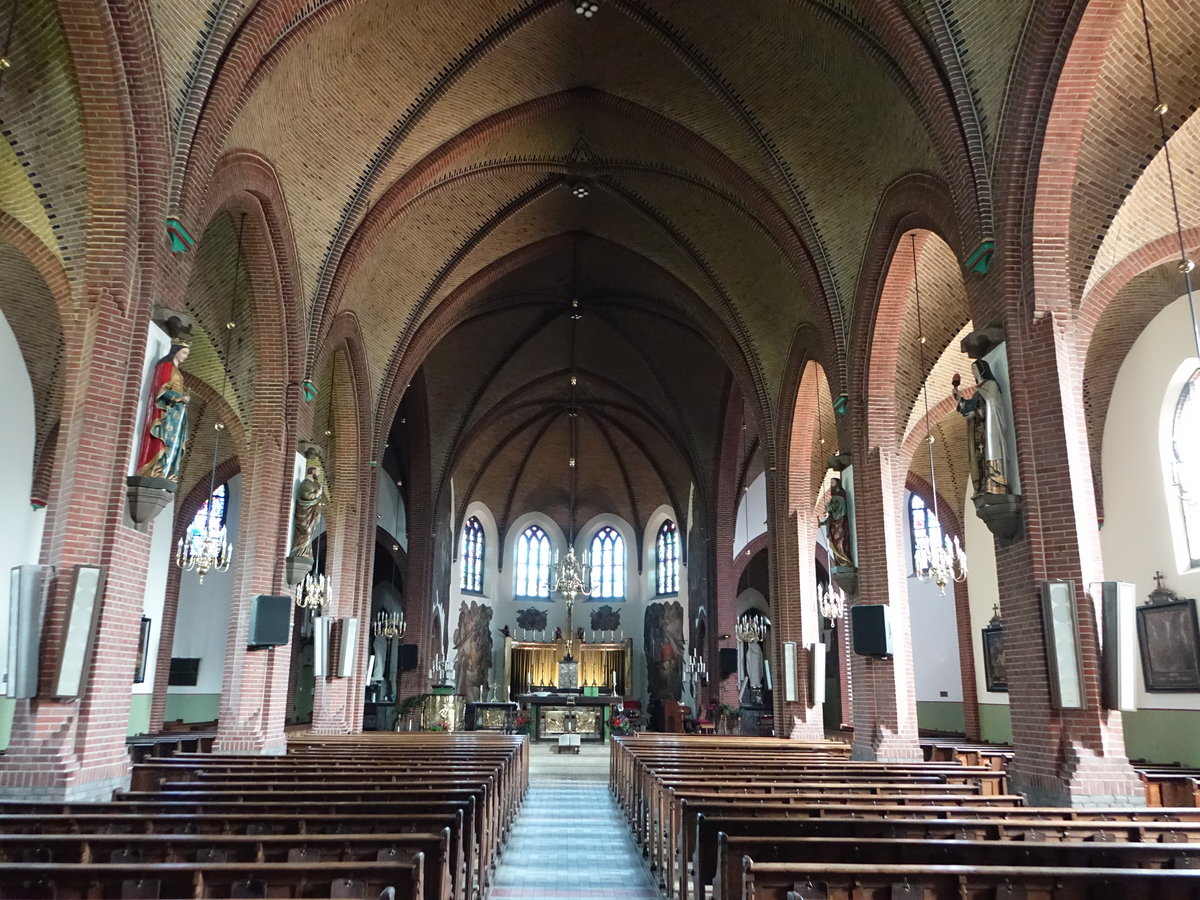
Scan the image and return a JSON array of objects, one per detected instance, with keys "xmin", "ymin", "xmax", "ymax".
[
  {"xmin": 1136, "ymin": 597, "xmax": 1200, "ymax": 692},
  {"xmin": 133, "ymin": 616, "xmax": 152, "ymax": 684},
  {"xmin": 52, "ymin": 564, "xmax": 107, "ymax": 699},
  {"xmin": 980, "ymin": 622, "xmax": 1008, "ymax": 693},
  {"xmin": 1040, "ymin": 579, "xmax": 1086, "ymax": 710}
]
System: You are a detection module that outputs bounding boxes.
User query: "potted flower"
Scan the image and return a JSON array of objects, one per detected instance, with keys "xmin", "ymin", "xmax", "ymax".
[
  {"xmin": 513, "ymin": 711, "xmax": 532, "ymax": 736},
  {"xmin": 717, "ymin": 704, "xmax": 741, "ymax": 735},
  {"xmin": 607, "ymin": 710, "xmax": 633, "ymax": 737}
]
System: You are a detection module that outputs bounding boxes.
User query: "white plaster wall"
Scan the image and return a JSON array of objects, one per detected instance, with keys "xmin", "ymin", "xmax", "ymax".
[
  {"xmin": 133, "ymin": 502, "xmax": 175, "ymax": 696},
  {"xmin": 1100, "ymin": 294, "xmax": 1200, "ymax": 711},
  {"xmin": 0, "ymin": 308, "xmax": 45, "ymax": 682},
  {"xmin": 168, "ymin": 475, "xmax": 240, "ymax": 696},
  {"xmin": 903, "ymin": 492, "xmax": 963, "ymax": 703},
  {"xmin": 732, "ymin": 473, "xmax": 768, "ymax": 557}
]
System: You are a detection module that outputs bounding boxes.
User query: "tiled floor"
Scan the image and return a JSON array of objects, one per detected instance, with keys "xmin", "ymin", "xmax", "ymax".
[{"xmin": 489, "ymin": 743, "xmax": 663, "ymax": 900}]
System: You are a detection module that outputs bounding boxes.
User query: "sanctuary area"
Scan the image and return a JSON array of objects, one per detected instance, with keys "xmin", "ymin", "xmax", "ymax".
[{"xmin": 3, "ymin": 0, "xmax": 1200, "ymax": 877}]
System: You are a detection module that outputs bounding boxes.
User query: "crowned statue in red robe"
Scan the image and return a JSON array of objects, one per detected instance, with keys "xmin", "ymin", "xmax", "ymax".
[{"xmin": 135, "ymin": 341, "xmax": 191, "ymax": 482}]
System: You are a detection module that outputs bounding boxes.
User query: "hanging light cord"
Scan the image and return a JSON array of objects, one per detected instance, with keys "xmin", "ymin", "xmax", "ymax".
[
  {"xmin": 912, "ymin": 234, "xmax": 941, "ymax": 527},
  {"xmin": 1137, "ymin": 0, "xmax": 1200, "ymax": 361}
]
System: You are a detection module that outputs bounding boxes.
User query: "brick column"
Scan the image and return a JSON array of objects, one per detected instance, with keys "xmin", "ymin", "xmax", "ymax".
[
  {"xmin": 147, "ymin": 560, "xmax": 184, "ymax": 733},
  {"xmin": 844, "ymin": 446, "xmax": 922, "ymax": 761},
  {"xmin": 998, "ymin": 315, "xmax": 1140, "ymax": 805},
  {"xmin": 0, "ymin": 303, "xmax": 157, "ymax": 801},
  {"xmin": 214, "ymin": 423, "xmax": 295, "ymax": 754}
]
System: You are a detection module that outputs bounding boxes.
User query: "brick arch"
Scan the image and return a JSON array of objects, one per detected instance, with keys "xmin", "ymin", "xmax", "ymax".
[
  {"xmin": 0, "ymin": 212, "xmax": 72, "ymax": 321},
  {"xmin": 311, "ymin": 89, "xmax": 839, "ymax": 387},
  {"xmin": 372, "ymin": 233, "xmax": 763, "ymax": 464},
  {"xmin": 192, "ymin": 151, "xmax": 307, "ymax": 409},
  {"xmin": 174, "ymin": 455, "xmax": 243, "ymax": 543},
  {"xmin": 732, "ymin": 535, "xmax": 770, "ymax": 587},
  {"xmin": 778, "ymin": 350, "xmax": 832, "ymax": 520}
]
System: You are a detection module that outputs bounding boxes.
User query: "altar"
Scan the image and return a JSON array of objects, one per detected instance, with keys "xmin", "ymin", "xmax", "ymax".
[{"xmin": 519, "ymin": 693, "xmax": 614, "ymax": 741}]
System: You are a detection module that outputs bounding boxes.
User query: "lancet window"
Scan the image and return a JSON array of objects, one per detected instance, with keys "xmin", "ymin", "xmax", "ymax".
[
  {"xmin": 460, "ymin": 516, "xmax": 485, "ymax": 593},
  {"xmin": 590, "ymin": 526, "xmax": 626, "ymax": 600},
  {"xmin": 187, "ymin": 484, "xmax": 228, "ymax": 557},
  {"xmin": 1171, "ymin": 369, "xmax": 1200, "ymax": 569},
  {"xmin": 514, "ymin": 524, "xmax": 552, "ymax": 598},
  {"xmin": 909, "ymin": 492, "xmax": 943, "ymax": 576},
  {"xmin": 656, "ymin": 519, "xmax": 679, "ymax": 595}
]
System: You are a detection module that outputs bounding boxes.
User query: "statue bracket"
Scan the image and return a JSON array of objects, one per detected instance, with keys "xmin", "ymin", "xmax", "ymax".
[
  {"xmin": 125, "ymin": 475, "xmax": 176, "ymax": 531},
  {"xmin": 284, "ymin": 553, "xmax": 315, "ymax": 587},
  {"xmin": 831, "ymin": 565, "xmax": 859, "ymax": 599},
  {"xmin": 972, "ymin": 493, "xmax": 1024, "ymax": 547}
]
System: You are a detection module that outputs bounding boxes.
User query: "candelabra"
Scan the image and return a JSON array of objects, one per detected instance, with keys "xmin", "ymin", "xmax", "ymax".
[
  {"xmin": 175, "ymin": 523, "xmax": 231, "ymax": 584},
  {"xmin": 682, "ymin": 647, "xmax": 707, "ymax": 690},
  {"xmin": 735, "ymin": 613, "xmax": 769, "ymax": 643},
  {"xmin": 296, "ymin": 571, "xmax": 330, "ymax": 611},
  {"xmin": 373, "ymin": 610, "xmax": 406, "ymax": 639},
  {"xmin": 428, "ymin": 651, "xmax": 454, "ymax": 685},
  {"xmin": 817, "ymin": 579, "xmax": 845, "ymax": 621},
  {"xmin": 550, "ymin": 546, "xmax": 591, "ymax": 656},
  {"xmin": 915, "ymin": 534, "xmax": 968, "ymax": 592}
]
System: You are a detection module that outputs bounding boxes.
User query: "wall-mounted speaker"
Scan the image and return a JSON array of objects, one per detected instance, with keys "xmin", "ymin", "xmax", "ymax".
[
  {"xmin": 247, "ymin": 595, "xmax": 292, "ymax": 649},
  {"xmin": 851, "ymin": 604, "xmax": 892, "ymax": 658},
  {"xmin": 6, "ymin": 565, "xmax": 50, "ymax": 699},
  {"xmin": 397, "ymin": 643, "xmax": 419, "ymax": 672},
  {"xmin": 336, "ymin": 617, "xmax": 359, "ymax": 678},
  {"xmin": 1099, "ymin": 581, "xmax": 1137, "ymax": 711},
  {"xmin": 718, "ymin": 647, "xmax": 739, "ymax": 679}
]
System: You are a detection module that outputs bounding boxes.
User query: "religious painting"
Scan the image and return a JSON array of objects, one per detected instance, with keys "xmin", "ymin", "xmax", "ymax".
[
  {"xmin": 453, "ymin": 600, "xmax": 493, "ymax": 700},
  {"xmin": 980, "ymin": 622, "xmax": 1007, "ymax": 693},
  {"xmin": 516, "ymin": 607, "xmax": 548, "ymax": 632},
  {"xmin": 1136, "ymin": 597, "xmax": 1200, "ymax": 692},
  {"xmin": 644, "ymin": 600, "xmax": 684, "ymax": 700},
  {"xmin": 590, "ymin": 605, "xmax": 621, "ymax": 631}
]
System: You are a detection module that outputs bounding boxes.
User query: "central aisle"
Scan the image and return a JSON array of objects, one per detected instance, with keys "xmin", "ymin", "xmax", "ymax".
[{"xmin": 489, "ymin": 742, "xmax": 663, "ymax": 900}]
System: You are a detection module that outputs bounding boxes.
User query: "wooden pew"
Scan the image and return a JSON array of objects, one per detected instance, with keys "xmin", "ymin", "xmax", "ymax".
[
  {"xmin": 741, "ymin": 860, "xmax": 1200, "ymax": 900},
  {"xmin": 0, "ymin": 857, "xmax": 424, "ymax": 899},
  {"xmin": 717, "ymin": 834, "xmax": 1200, "ymax": 900}
]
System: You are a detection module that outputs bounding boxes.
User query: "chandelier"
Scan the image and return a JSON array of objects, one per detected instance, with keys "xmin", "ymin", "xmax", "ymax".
[
  {"xmin": 910, "ymin": 232, "xmax": 967, "ymax": 594},
  {"xmin": 550, "ymin": 546, "xmax": 592, "ymax": 611},
  {"xmin": 177, "ymin": 216, "xmax": 246, "ymax": 583},
  {"xmin": 817, "ymin": 579, "xmax": 844, "ymax": 621},
  {"xmin": 683, "ymin": 646, "xmax": 707, "ymax": 690},
  {"xmin": 297, "ymin": 570, "xmax": 330, "ymax": 611},
  {"xmin": 736, "ymin": 612, "xmax": 769, "ymax": 643},
  {"xmin": 373, "ymin": 609, "xmax": 406, "ymax": 640}
]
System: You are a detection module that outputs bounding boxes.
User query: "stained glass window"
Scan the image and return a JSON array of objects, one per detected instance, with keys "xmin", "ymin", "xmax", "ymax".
[
  {"xmin": 589, "ymin": 526, "xmax": 626, "ymax": 600},
  {"xmin": 187, "ymin": 484, "xmax": 228, "ymax": 555},
  {"xmin": 909, "ymin": 492, "xmax": 943, "ymax": 575},
  {"xmin": 1172, "ymin": 369, "xmax": 1200, "ymax": 568},
  {"xmin": 460, "ymin": 516, "xmax": 484, "ymax": 593},
  {"xmin": 514, "ymin": 525, "xmax": 552, "ymax": 598},
  {"xmin": 656, "ymin": 520, "xmax": 679, "ymax": 595}
]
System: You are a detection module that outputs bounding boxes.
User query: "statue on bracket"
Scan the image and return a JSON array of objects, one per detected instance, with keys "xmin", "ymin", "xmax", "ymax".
[
  {"xmin": 952, "ymin": 360, "xmax": 1011, "ymax": 496},
  {"xmin": 134, "ymin": 339, "xmax": 191, "ymax": 483},
  {"xmin": 285, "ymin": 446, "xmax": 328, "ymax": 586},
  {"xmin": 822, "ymin": 475, "xmax": 853, "ymax": 570}
]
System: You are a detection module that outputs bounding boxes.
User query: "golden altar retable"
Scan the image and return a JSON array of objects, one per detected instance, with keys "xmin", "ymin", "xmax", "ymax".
[{"xmin": 503, "ymin": 636, "xmax": 632, "ymax": 696}]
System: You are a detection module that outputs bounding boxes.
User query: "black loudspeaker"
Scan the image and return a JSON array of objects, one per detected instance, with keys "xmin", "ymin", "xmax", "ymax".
[
  {"xmin": 397, "ymin": 643, "xmax": 419, "ymax": 672},
  {"xmin": 850, "ymin": 604, "xmax": 893, "ymax": 657},
  {"xmin": 248, "ymin": 595, "xmax": 292, "ymax": 649},
  {"xmin": 718, "ymin": 647, "xmax": 739, "ymax": 679}
]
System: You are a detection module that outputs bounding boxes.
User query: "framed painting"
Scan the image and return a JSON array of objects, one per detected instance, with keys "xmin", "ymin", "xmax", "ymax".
[
  {"xmin": 1136, "ymin": 597, "xmax": 1200, "ymax": 692},
  {"xmin": 980, "ymin": 623, "xmax": 1007, "ymax": 693}
]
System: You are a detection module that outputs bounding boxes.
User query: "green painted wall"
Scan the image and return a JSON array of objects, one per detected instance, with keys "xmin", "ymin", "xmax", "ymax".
[
  {"xmin": 0, "ymin": 697, "xmax": 13, "ymax": 751},
  {"xmin": 127, "ymin": 695, "xmax": 152, "ymax": 736},
  {"xmin": 979, "ymin": 703, "xmax": 1012, "ymax": 744},
  {"xmin": 164, "ymin": 693, "xmax": 221, "ymax": 724},
  {"xmin": 1122, "ymin": 709, "xmax": 1200, "ymax": 767},
  {"xmin": 916, "ymin": 701, "xmax": 965, "ymax": 734}
]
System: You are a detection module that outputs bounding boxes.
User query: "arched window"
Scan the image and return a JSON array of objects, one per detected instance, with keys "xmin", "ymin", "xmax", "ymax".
[
  {"xmin": 656, "ymin": 520, "xmax": 679, "ymax": 595},
  {"xmin": 187, "ymin": 484, "xmax": 228, "ymax": 556},
  {"xmin": 1171, "ymin": 368, "xmax": 1200, "ymax": 568},
  {"xmin": 589, "ymin": 526, "xmax": 626, "ymax": 600},
  {"xmin": 909, "ymin": 492, "xmax": 943, "ymax": 575},
  {"xmin": 460, "ymin": 516, "xmax": 485, "ymax": 593},
  {"xmin": 514, "ymin": 525, "xmax": 552, "ymax": 598}
]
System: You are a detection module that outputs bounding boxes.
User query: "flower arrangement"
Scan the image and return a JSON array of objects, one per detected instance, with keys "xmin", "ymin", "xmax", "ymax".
[
  {"xmin": 513, "ymin": 711, "xmax": 532, "ymax": 735},
  {"xmin": 607, "ymin": 711, "xmax": 634, "ymax": 736},
  {"xmin": 427, "ymin": 719, "xmax": 449, "ymax": 733}
]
